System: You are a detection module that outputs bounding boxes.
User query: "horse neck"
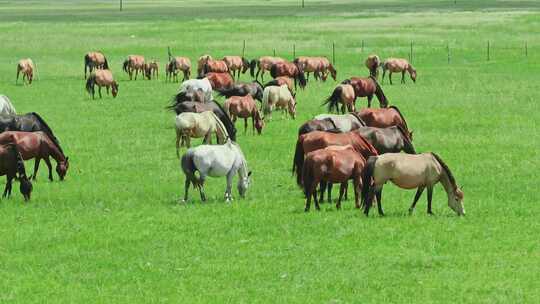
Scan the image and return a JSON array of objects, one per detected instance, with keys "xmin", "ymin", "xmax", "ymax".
[
  {"xmin": 438, "ymin": 164, "xmax": 456, "ymax": 199},
  {"xmin": 46, "ymin": 138, "xmax": 65, "ymax": 162}
]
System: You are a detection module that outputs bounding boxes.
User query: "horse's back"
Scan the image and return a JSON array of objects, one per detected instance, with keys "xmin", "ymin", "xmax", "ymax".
[{"xmin": 190, "ymin": 143, "xmax": 239, "ymax": 177}]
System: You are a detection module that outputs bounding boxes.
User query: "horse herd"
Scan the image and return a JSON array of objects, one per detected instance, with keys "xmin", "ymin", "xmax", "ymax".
[{"xmin": 7, "ymin": 50, "xmax": 464, "ymax": 217}]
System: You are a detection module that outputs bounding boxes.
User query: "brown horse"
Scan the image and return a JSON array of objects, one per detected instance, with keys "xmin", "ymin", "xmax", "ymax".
[
  {"xmin": 365, "ymin": 54, "xmax": 380, "ymax": 79},
  {"xmin": 197, "ymin": 55, "xmax": 213, "ymax": 76},
  {"xmin": 302, "ymin": 145, "xmax": 367, "ymax": 211},
  {"xmin": 85, "ymin": 69, "xmax": 119, "ymax": 99},
  {"xmin": 205, "ymin": 72, "xmax": 234, "ymax": 91},
  {"xmin": 382, "ymin": 58, "xmax": 417, "ymax": 84},
  {"xmin": 84, "ymin": 51, "xmax": 109, "ymax": 79},
  {"xmin": 166, "ymin": 57, "xmax": 191, "ymax": 82},
  {"xmin": 270, "ymin": 62, "xmax": 307, "ymax": 90},
  {"xmin": 264, "ymin": 76, "xmax": 294, "ymax": 95},
  {"xmin": 201, "ymin": 59, "xmax": 229, "ymax": 77},
  {"xmin": 323, "ymin": 84, "xmax": 356, "ymax": 113},
  {"xmin": 297, "ymin": 118, "xmax": 338, "ymax": 136},
  {"xmin": 250, "ymin": 56, "xmax": 286, "ymax": 82},
  {"xmin": 144, "ymin": 60, "xmax": 159, "ymax": 80},
  {"xmin": 315, "ymin": 57, "xmax": 337, "ymax": 81},
  {"xmin": 223, "ymin": 56, "xmax": 250, "ymax": 80},
  {"xmin": 0, "ymin": 144, "xmax": 32, "ymax": 201},
  {"xmin": 0, "ymin": 131, "xmax": 69, "ymax": 181},
  {"xmin": 122, "ymin": 55, "xmax": 145, "ymax": 80},
  {"xmin": 342, "ymin": 76, "xmax": 388, "ymax": 108},
  {"xmin": 358, "ymin": 106, "xmax": 412, "ymax": 140},
  {"xmin": 16, "ymin": 59, "xmax": 34, "ymax": 85},
  {"xmin": 224, "ymin": 95, "xmax": 264, "ymax": 135}
]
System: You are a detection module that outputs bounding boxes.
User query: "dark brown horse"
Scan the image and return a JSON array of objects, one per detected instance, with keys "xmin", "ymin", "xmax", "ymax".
[
  {"xmin": 355, "ymin": 125, "xmax": 416, "ymax": 154},
  {"xmin": 205, "ymin": 72, "xmax": 234, "ymax": 91},
  {"xmin": 224, "ymin": 95, "xmax": 265, "ymax": 135},
  {"xmin": 297, "ymin": 118, "xmax": 338, "ymax": 136},
  {"xmin": 358, "ymin": 106, "xmax": 412, "ymax": 140},
  {"xmin": 216, "ymin": 81, "xmax": 264, "ymax": 102},
  {"xmin": 0, "ymin": 131, "xmax": 69, "ymax": 181},
  {"xmin": 0, "ymin": 144, "xmax": 32, "ymax": 201},
  {"xmin": 270, "ymin": 62, "xmax": 307, "ymax": 90},
  {"xmin": 342, "ymin": 76, "xmax": 388, "ymax": 108}
]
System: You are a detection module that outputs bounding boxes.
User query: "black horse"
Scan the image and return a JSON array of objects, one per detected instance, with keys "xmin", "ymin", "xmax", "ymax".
[
  {"xmin": 0, "ymin": 112, "xmax": 63, "ymax": 154},
  {"xmin": 215, "ymin": 81, "xmax": 264, "ymax": 102}
]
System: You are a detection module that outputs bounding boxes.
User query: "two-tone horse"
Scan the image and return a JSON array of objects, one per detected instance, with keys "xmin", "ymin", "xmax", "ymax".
[
  {"xmin": 0, "ymin": 143, "xmax": 33, "ymax": 201},
  {"xmin": 323, "ymin": 84, "xmax": 356, "ymax": 113},
  {"xmin": 262, "ymin": 85, "xmax": 296, "ymax": 120}
]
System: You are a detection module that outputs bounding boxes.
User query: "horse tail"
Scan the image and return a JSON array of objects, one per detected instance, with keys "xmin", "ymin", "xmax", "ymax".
[
  {"xmin": 30, "ymin": 112, "xmax": 64, "ymax": 155},
  {"xmin": 323, "ymin": 85, "xmax": 342, "ymax": 112},
  {"xmin": 301, "ymin": 154, "xmax": 314, "ymax": 195},
  {"xmin": 210, "ymin": 100, "xmax": 236, "ymax": 141},
  {"xmin": 262, "ymin": 87, "xmax": 271, "ymax": 116},
  {"xmin": 249, "ymin": 59, "xmax": 257, "ymax": 78},
  {"xmin": 293, "ymin": 135, "xmax": 306, "ymax": 187},
  {"xmin": 84, "ymin": 54, "xmax": 91, "ymax": 78},
  {"xmin": 270, "ymin": 64, "xmax": 278, "ymax": 79},
  {"xmin": 122, "ymin": 59, "xmax": 129, "ymax": 73},
  {"xmin": 297, "ymin": 70, "xmax": 307, "ymax": 89},
  {"xmin": 371, "ymin": 76, "xmax": 388, "ymax": 107},
  {"xmin": 181, "ymin": 150, "xmax": 201, "ymax": 186},
  {"xmin": 362, "ymin": 156, "xmax": 378, "ymax": 212},
  {"xmin": 86, "ymin": 75, "xmax": 95, "ymax": 95},
  {"xmin": 103, "ymin": 57, "xmax": 109, "ymax": 70},
  {"xmin": 210, "ymin": 112, "xmax": 229, "ymax": 142}
]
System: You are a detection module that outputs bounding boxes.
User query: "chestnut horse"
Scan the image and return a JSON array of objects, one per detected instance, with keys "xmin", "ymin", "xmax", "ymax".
[
  {"xmin": 16, "ymin": 59, "xmax": 34, "ymax": 85},
  {"xmin": 84, "ymin": 51, "xmax": 109, "ymax": 79},
  {"xmin": 250, "ymin": 56, "xmax": 286, "ymax": 82},
  {"xmin": 382, "ymin": 58, "xmax": 417, "ymax": 84},
  {"xmin": 364, "ymin": 54, "xmax": 380, "ymax": 79},
  {"xmin": 223, "ymin": 56, "xmax": 250, "ymax": 80},
  {"xmin": 201, "ymin": 59, "xmax": 229, "ymax": 77},
  {"xmin": 224, "ymin": 95, "xmax": 265, "ymax": 135},
  {"xmin": 0, "ymin": 131, "xmax": 69, "ymax": 181},
  {"xmin": 264, "ymin": 76, "xmax": 294, "ymax": 95},
  {"xmin": 270, "ymin": 62, "xmax": 306, "ymax": 90},
  {"xmin": 144, "ymin": 60, "xmax": 159, "ymax": 80},
  {"xmin": 0, "ymin": 143, "xmax": 32, "ymax": 201},
  {"xmin": 302, "ymin": 145, "xmax": 367, "ymax": 211},
  {"xmin": 323, "ymin": 84, "xmax": 356, "ymax": 113},
  {"xmin": 205, "ymin": 72, "xmax": 234, "ymax": 91},
  {"xmin": 358, "ymin": 106, "xmax": 412, "ymax": 140},
  {"xmin": 197, "ymin": 55, "xmax": 212, "ymax": 77},
  {"xmin": 166, "ymin": 57, "xmax": 191, "ymax": 82},
  {"xmin": 342, "ymin": 76, "xmax": 388, "ymax": 108},
  {"xmin": 86, "ymin": 69, "xmax": 119, "ymax": 99},
  {"xmin": 123, "ymin": 55, "xmax": 146, "ymax": 80}
]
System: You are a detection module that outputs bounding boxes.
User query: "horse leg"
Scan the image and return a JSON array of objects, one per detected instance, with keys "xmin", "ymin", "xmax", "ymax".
[
  {"xmin": 106, "ymin": 86, "xmax": 109, "ymax": 95},
  {"xmin": 401, "ymin": 71, "xmax": 405, "ymax": 84},
  {"xmin": 381, "ymin": 69, "xmax": 386, "ymax": 84},
  {"xmin": 375, "ymin": 189, "xmax": 384, "ymax": 216},
  {"xmin": 337, "ymin": 183, "xmax": 346, "ymax": 210},
  {"xmin": 389, "ymin": 72, "xmax": 393, "ymax": 85},
  {"xmin": 98, "ymin": 86, "xmax": 102, "ymax": 98},
  {"xmin": 176, "ymin": 130, "xmax": 181, "ymax": 158},
  {"xmin": 32, "ymin": 158, "xmax": 41, "ymax": 180},
  {"xmin": 427, "ymin": 186, "xmax": 434, "ymax": 215},
  {"xmin": 2, "ymin": 178, "xmax": 10, "ymax": 198},
  {"xmin": 364, "ymin": 186, "xmax": 377, "ymax": 216},
  {"xmin": 319, "ymin": 181, "xmax": 326, "ymax": 203},
  {"xmin": 225, "ymin": 170, "xmax": 235, "ymax": 202},
  {"xmin": 183, "ymin": 178, "xmax": 190, "ymax": 202},
  {"xmin": 44, "ymin": 157, "xmax": 53, "ymax": 181},
  {"xmin": 186, "ymin": 136, "xmax": 191, "ymax": 148},
  {"xmin": 305, "ymin": 182, "xmax": 314, "ymax": 212},
  {"xmin": 327, "ymin": 182, "xmax": 333, "ymax": 203},
  {"xmin": 199, "ymin": 175, "xmax": 207, "ymax": 202},
  {"xmin": 409, "ymin": 186, "xmax": 425, "ymax": 214},
  {"xmin": 367, "ymin": 95, "xmax": 373, "ymax": 108},
  {"xmin": 244, "ymin": 118, "xmax": 248, "ymax": 134}
]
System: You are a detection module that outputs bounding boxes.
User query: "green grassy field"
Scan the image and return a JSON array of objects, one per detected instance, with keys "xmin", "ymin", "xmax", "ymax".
[{"xmin": 0, "ymin": 0, "xmax": 539, "ymax": 302}]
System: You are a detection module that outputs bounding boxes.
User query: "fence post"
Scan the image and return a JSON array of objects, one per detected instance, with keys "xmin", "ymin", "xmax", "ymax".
[
  {"xmin": 525, "ymin": 41, "xmax": 528, "ymax": 57},
  {"xmin": 409, "ymin": 41, "xmax": 413, "ymax": 63},
  {"xmin": 273, "ymin": 49, "xmax": 276, "ymax": 57},
  {"xmin": 167, "ymin": 46, "xmax": 172, "ymax": 62},
  {"xmin": 120, "ymin": 0, "xmax": 123, "ymax": 11},
  {"xmin": 242, "ymin": 40, "xmax": 246, "ymax": 58},
  {"xmin": 361, "ymin": 40, "xmax": 364, "ymax": 53},
  {"xmin": 293, "ymin": 44, "xmax": 296, "ymax": 59},
  {"xmin": 332, "ymin": 42, "xmax": 335, "ymax": 65},
  {"xmin": 447, "ymin": 43, "xmax": 450, "ymax": 64},
  {"xmin": 487, "ymin": 40, "xmax": 490, "ymax": 61},
  {"xmin": 302, "ymin": 0, "xmax": 304, "ymax": 8}
]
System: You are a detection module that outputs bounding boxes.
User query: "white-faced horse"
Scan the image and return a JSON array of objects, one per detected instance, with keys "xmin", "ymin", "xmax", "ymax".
[
  {"xmin": 181, "ymin": 139, "xmax": 252, "ymax": 202},
  {"xmin": 178, "ymin": 78, "xmax": 213, "ymax": 103},
  {"xmin": 0, "ymin": 95, "xmax": 17, "ymax": 116},
  {"xmin": 262, "ymin": 84, "xmax": 296, "ymax": 120},
  {"xmin": 362, "ymin": 152, "xmax": 465, "ymax": 216},
  {"xmin": 175, "ymin": 111, "xmax": 229, "ymax": 157}
]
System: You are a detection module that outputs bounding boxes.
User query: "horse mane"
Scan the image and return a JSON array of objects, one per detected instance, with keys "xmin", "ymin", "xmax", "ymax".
[
  {"xmin": 341, "ymin": 79, "xmax": 351, "ymax": 85},
  {"xmin": 389, "ymin": 106, "xmax": 409, "ymax": 131},
  {"xmin": 395, "ymin": 124, "xmax": 411, "ymax": 142},
  {"xmin": 210, "ymin": 100, "xmax": 236, "ymax": 141},
  {"xmin": 28, "ymin": 112, "xmax": 64, "ymax": 155},
  {"xmin": 348, "ymin": 112, "xmax": 366, "ymax": 126},
  {"xmin": 352, "ymin": 132, "xmax": 378, "ymax": 155},
  {"xmin": 431, "ymin": 152, "xmax": 457, "ymax": 190}
]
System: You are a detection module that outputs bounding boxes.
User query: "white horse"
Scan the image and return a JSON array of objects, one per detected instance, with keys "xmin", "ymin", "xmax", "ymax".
[
  {"xmin": 181, "ymin": 139, "xmax": 252, "ymax": 202},
  {"xmin": 0, "ymin": 95, "xmax": 17, "ymax": 116},
  {"xmin": 175, "ymin": 111, "xmax": 229, "ymax": 157},
  {"xmin": 314, "ymin": 113, "xmax": 365, "ymax": 133},
  {"xmin": 178, "ymin": 78, "xmax": 213, "ymax": 103},
  {"xmin": 262, "ymin": 84, "xmax": 296, "ymax": 120}
]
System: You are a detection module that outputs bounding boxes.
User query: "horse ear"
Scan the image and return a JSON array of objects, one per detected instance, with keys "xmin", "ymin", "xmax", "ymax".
[
  {"xmin": 66, "ymin": 157, "xmax": 69, "ymax": 161},
  {"xmin": 248, "ymin": 171, "xmax": 252, "ymax": 177}
]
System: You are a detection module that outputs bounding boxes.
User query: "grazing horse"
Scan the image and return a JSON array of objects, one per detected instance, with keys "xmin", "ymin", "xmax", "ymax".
[
  {"xmin": 358, "ymin": 106, "xmax": 412, "ymax": 140},
  {"xmin": 362, "ymin": 153, "xmax": 464, "ymax": 216},
  {"xmin": 84, "ymin": 51, "xmax": 109, "ymax": 79},
  {"xmin": 16, "ymin": 59, "xmax": 34, "ymax": 85},
  {"xmin": 144, "ymin": 60, "xmax": 159, "ymax": 80},
  {"xmin": 342, "ymin": 76, "xmax": 388, "ymax": 108},
  {"xmin": 382, "ymin": 58, "xmax": 417, "ymax": 84},
  {"xmin": 264, "ymin": 77, "xmax": 294, "ymax": 95},
  {"xmin": 224, "ymin": 95, "xmax": 264, "ymax": 135},
  {"xmin": 201, "ymin": 59, "xmax": 229, "ymax": 77},
  {"xmin": 122, "ymin": 55, "xmax": 145, "ymax": 80},
  {"xmin": 0, "ymin": 144, "xmax": 32, "ymax": 201},
  {"xmin": 166, "ymin": 57, "xmax": 191, "ymax": 82},
  {"xmin": 175, "ymin": 111, "xmax": 229, "ymax": 156},
  {"xmin": 216, "ymin": 81, "xmax": 264, "ymax": 102},
  {"xmin": 0, "ymin": 113, "xmax": 63, "ymax": 154},
  {"xmin": 197, "ymin": 55, "xmax": 213, "ymax": 77},
  {"xmin": 323, "ymin": 84, "xmax": 357, "ymax": 113},
  {"xmin": 298, "ymin": 118, "xmax": 338, "ymax": 136},
  {"xmin": 303, "ymin": 145, "xmax": 366, "ymax": 211},
  {"xmin": 294, "ymin": 56, "xmax": 321, "ymax": 81},
  {"xmin": 86, "ymin": 69, "xmax": 119, "ymax": 99},
  {"xmin": 177, "ymin": 78, "xmax": 213, "ymax": 103},
  {"xmin": 262, "ymin": 85, "xmax": 296, "ymax": 120},
  {"xmin": 270, "ymin": 62, "xmax": 307, "ymax": 90},
  {"xmin": 223, "ymin": 56, "xmax": 250, "ymax": 80},
  {"xmin": 315, "ymin": 57, "xmax": 337, "ymax": 81},
  {"xmin": 365, "ymin": 54, "xmax": 381, "ymax": 79},
  {"xmin": 0, "ymin": 131, "xmax": 69, "ymax": 181},
  {"xmin": 355, "ymin": 125, "xmax": 416, "ymax": 154},
  {"xmin": 205, "ymin": 72, "xmax": 234, "ymax": 91},
  {"xmin": 181, "ymin": 139, "xmax": 251, "ymax": 202},
  {"xmin": 0, "ymin": 95, "xmax": 17, "ymax": 116},
  {"xmin": 313, "ymin": 113, "xmax": 365, "ymax": 133},
  {"xmin": 250, "ymin": 56, "xmax": 286, "ymax": 82}
]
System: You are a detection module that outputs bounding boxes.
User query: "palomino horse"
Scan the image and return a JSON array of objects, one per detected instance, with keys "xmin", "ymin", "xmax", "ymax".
[
  {"xmin": 382, "ymin": 58, "xmax": 417, "ymax": 84},
  {"xmin": 122, "ymin": 55, "xmax": 145, "ymax": 80},
  {"xmin": 205, "ymin": 72, "xmax": 234, "ymax": 91},
  {"xmin": 342, "ymin": 76, "xmax": 388, "ymax": 108},
  {"xmin": 223, "ymin": 56, "xmax": 250, "ymax": 80},
  {"xmin": 175, "ymin": 111, "xmax": 229, "ymax": 156},
  {"xmin": 262, "ymin": 85, "xmax": 296, "ymax": 120},
  {"xmin": 166, "ymin": 57, "xmax": 191, "ymax": 82},
  {"xmin": 144, "ymin": 60, "xmax": 159, "ymax": 80},
  {"xmin": 0, "ymin": 131, "xmax": 69, "ymax": 181},
  {"xmin": 216, "ymin": 81, "xmax": 264, "ymax": 102},
  {"xmin": 197, "ymin": 55, "xmax": 212, "ymax": 77},
  {"xmin": 177, "ymin": 78, "xmax": 213, "ymax": 103},
  {"xmin": 84, "ymin": 51, "xmax": 109, "ymax": 79},
  {"xmin": 16, "ymin": 59, "xmax": 34, "ymax": 85},
  {"xmin": 201, "ymin": 59, "xmax": 229, "ymax": 77},
  {"xmin": 270, "ymin": 62, "xmax": 307, "ymax": 90},
  {"xmin": 362, "ymin": 152, "xmax": 465, "ymax": 216},
  {"xmin": 323, "ymin": 84, "xmax": 356, "ymax": 113},
  {"xmin": 181, "ymin": 139, "xmax": 251, "ymax": 202},
  {"xmin": 358, "ymin": 106, "xmax": 412, "ymax": 140},
  {"xmin": 355, "ymin": 125, "xmax": 416, "ymax": 154},
  {"xmin": 298, "ymin": 118, "xmax": 338, "ymax": 136},
  {"xmin": 313, "ymin": 113, "xmax": 365, "ymax": 133},
  {"xmin": 86, "ymin": 69, "xmax": 119, "ymax": 99},
  {"xmin": 264, "ymin": 76, "xmax": 294, "ymax": 95},
  {"xmin": 303, "ymin": 145, "xmax": 367, "ymax": 211},
  {"xmin": 250, "ymin": 56, "xmax": 286, "ymax": 82},
  {"xmin": 224, "ymin": 95, "xmax": 264, "ymax": 135},
  {"xmin": 365, "ymin": 54, "xmax": 381, "ymax": 79},
  {"xmin": 0, "ymin": 95, "xmax": 17, "ymax": 116},
  {"xmin": 0, "ymin": 143, "xmax": 32, "ymax": 201}
]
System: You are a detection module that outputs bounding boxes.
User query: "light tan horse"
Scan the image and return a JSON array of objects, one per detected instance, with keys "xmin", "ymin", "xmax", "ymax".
[
  {"xmin": 16, "ymin": 59, "xmax": 34, "ymax": 85},
  {"xmin": 85, "ymin": 69, "xmax": 119, "ymax": 99},
  {"xmin": 144, "ymin": 60, "xmax": 159, "ymax": 80},
  {"xmin": 382, "ymin": 58, "xmax": 417, "ymax": 84},
  {"xmin": 224, "ymin": 95, "xmax": 265, "ymax": 135},
  {"xmin": 365, "ymin": 54, "xmax": 380, "ymax": 79},
  {"xmin": 166, "ymin": 57, "xmax": 191, "ymax": 82},
  {"xmin": 362, "ymin": 152, "xmax": 465, "ymax": 216},
  {"xmin": 315, "ymin": 57, "xmax": 336, "ymax": 81},
  {"xmin": 262, "ymin": 84, "xmax": 296, "ymax": 120},
  {"xmin": 197, "ymin": 55, "xmax": 213, "ymax": 77},
  {"xmin": 293, "ymin": 56, "xmax": 336, "ymax": 82},
  {"xmin": 84, "ymin": 51, "xmax": 109, "ymax": 79},
  {"xmin": 250, "ymin": 56, "xmax": 286, "ymax": 81},
  {"xmin": 323, "ymin": 84, "xmax": 356, "ymax": 113},
  {"xmin": 223, "ymin": 56, "xmax": 250, "ymax": 80},
  {"xmin": 122, "ymin": 55, "xmax": 145, "ymax": 80},
  {"xmin": 175, "ymin": 111, "xmax": 229, "ymax": 156}
]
